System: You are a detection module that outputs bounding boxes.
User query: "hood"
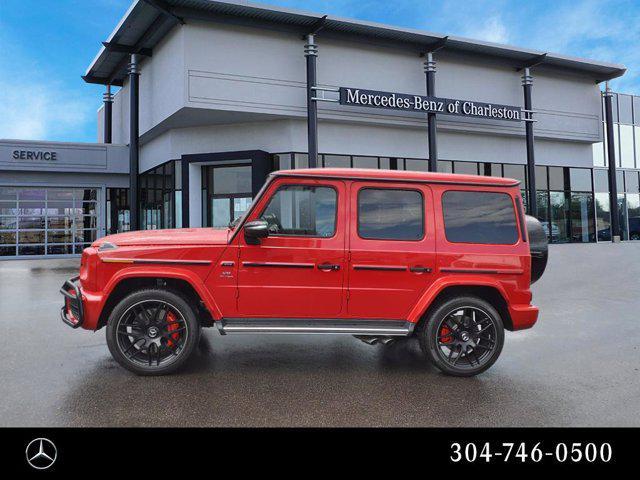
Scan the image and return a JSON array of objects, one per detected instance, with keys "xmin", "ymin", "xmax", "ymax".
[{"xmin": 94, "ymin": 228, "xmax": 230, "ymax": 247}]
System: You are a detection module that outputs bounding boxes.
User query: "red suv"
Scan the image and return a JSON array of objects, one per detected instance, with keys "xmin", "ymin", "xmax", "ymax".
[{"xmin": 61, "ymin": 168, "xmax": 547, "ymax": 376}]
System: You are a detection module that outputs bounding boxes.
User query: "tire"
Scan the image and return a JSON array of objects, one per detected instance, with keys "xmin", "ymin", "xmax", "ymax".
[
  {"xmin": 106, "ymin": 288, "xmax": 201, "ymax": 376},
  {"xmin": 417, "ymin": 296, "xmax": 504, "ymax": 377}
]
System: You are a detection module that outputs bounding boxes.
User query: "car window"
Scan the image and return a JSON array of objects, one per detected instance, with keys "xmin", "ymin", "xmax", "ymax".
[
  {"xmin": 442, "ymin": 190, "xmax": 518, "ymax": 244},
  {"xmin": 260, "ymin": 185, "xmax": 337, "ymax": 237},
  {"xmin": 358, "ymin": 188, "xmax": 424, "ymax": 240}
]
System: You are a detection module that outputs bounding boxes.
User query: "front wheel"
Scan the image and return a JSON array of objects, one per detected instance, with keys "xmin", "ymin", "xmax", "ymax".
[
  {"xmin": 418, "ymin": 296, "xmax": 504, "ymax": 377},
  {"xmin": 106, "ymin": 289, "xmax": 200, "ymax": 376}
]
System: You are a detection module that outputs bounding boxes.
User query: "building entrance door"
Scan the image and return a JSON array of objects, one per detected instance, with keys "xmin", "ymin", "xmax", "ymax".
[{"xmin": 202, "ymin": 163, "xmax": 253, "ymax": 227}]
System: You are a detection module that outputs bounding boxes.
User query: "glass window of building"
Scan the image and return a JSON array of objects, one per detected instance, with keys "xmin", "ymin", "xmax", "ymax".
[
  {"xmin": 535, "ymin": 166, "xmax": 548, "ymax": 190},
  {"xmin": 536, "ymin": 191, "xmax": 551, "ymax": 238},
  {"xmin": 614, "ymin": 124, "xmax": 621, "ymax": 167},
  {"xmin": 617, "ymin": 170, "xmax": 625, "ymax": 192},
  {"xmin": 405, "ymin": 159, "xmax": 430, "ymax": 171},
  {"xmin": 106, "ymin": 188, "xmax": 130, "ymax": 234},
  {"xmin": 442, "ymin": 191, "xmax": 518, "ymax": 244},
  {"xmin": 618, "ymin": 194, "xmax": 628, "ymax": 240},
  {"xmin": 570, "ymin": 192, "xmax": 595, "ymax": 242},
  {"xmin": 1, "ymin": 187, "xmax": 99, "ymax": 257},
  {"xmin": 202, "ymin": 164, "xmax": 252, "ymax": 228},
  {"xmin": 261, "ymin": 185, "xmax": 337, "ymax": 237},
  {"xmin": 353, "ymin": 156, "xmax": 378, "ymax": 169},
  {"xmin": 548, "ymin": 167, "xmax": 567, "ymax": 191},
  {"xmin": 592, "ymin": 141, "xmax": 605, "ymax": 167},
  {"xmin": 323, "ymin": 155, "xmax": 350, "ymax": 168},
  {"xmin": 625, "ymin": 171, "xmax": 640, "ymax": 193},
  {"xmin": 549, "ymin": 191, "xmax": 570, "ymax": 243},
  {"xmin": 139, "ymin": 161, "xmax": 182, "ymax": 230},
  {"xmin": 439, "ymin": 160, "xmax": 453, "ymax": 173},
  {"xmin": 595, "ymin": 193, "xmax": 611, "ymax": 241},
  {"xmin": 294, "ymin": 153, "xmax": 308, "ymax": 169},
  {"xmin": 358, "ymin": 188, "xmax": 424, "ymax": 240},
  {"xmin": 569, "ymin": 168, "xmax": 592, "ymax": 192},
  {"xmin": 503, "ymin": 164, "xmax": 526, "ymax": 187},
  {"xmin": 618, "ymin": 94, "xmax": 634, "ymax": 124},
  {"xmin": 627, "ymin": 194, "xmax": 640, "ymax": 240},
  {"xmin": 635, "ymin": 126, "xmax": 640, "ymax": 160},
  {"xmin": 619, "ymin": 124, "xmax": 635, "ymax": 168},
  {"xmin": 593, "ymin": 169, "xmax": 610, "ymax": 192},
  {"xmin": 274, "ymin": 153, "xmax": 292, "ymax": 170},
  {"xmin": 453, "ymin": 161, "xmax": 478, "ymax": 175}
]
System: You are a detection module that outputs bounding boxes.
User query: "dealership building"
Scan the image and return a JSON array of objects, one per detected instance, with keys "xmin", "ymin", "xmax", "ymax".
[{"xmin": 1, "ymin": 0, "xmax": 638, "ymax": 258}]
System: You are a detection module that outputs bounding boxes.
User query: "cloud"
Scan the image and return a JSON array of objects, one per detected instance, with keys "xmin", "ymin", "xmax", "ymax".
[
  {"xmin": 0, "ymin": 78, "xmax": 93, "ymax": 141},
  {"xmin": 461, "ymin": 15, "xmax": 510, "ymax": 44}
]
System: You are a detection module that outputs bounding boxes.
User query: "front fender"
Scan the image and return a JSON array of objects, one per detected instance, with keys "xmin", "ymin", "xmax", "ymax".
[
  {"xmin": 104, "ymin": 266, "xmax": 222, "ymax": 318},
  {"xmin": 406, "ymin": 276, "xmax": 510, "ymax": 324}
]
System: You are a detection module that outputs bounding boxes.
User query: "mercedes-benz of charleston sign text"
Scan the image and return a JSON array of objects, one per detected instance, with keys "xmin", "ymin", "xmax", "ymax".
[{"xmin": 339, "ymin": 87, "xmax": 522, "ymax": 122}]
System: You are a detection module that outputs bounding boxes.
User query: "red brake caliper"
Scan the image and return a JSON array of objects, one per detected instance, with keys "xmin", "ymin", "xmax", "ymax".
[
  {"xmin": 165, "ymin": 312, "xmax": 180, "ymax": 347},
  {"xmin": 439, "ymin": 325, "xmax": 453, "ymax": 344}
]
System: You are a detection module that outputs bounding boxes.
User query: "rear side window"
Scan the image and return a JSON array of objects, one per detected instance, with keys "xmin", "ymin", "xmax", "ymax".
[
  {"xmin": 442, "ymin": 191, "xmax": 518, "ymax": 244},
  {"xmin": 358, "ymin": 188, "xmax": 424, "ymax": 240}
]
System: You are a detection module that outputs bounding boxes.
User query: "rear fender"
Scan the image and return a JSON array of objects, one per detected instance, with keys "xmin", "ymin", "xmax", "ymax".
[{"xmin": 407, "ymin": 276, "xmax": 509, "ymax": 324}]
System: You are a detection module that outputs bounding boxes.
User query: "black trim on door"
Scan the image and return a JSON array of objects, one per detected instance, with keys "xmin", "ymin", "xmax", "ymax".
[
  {"xmin": 353, "ymin": 265, "xmax": 407, "ymax": 271},
  {"xmin": 242, "ymin": 261, "xmax": 315, "ymax": 269}
]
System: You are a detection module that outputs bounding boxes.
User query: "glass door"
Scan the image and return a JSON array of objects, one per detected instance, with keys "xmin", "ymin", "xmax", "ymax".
[{"xmin": 202, "ymin": 164, "xmax": 252, "ymax": 228}]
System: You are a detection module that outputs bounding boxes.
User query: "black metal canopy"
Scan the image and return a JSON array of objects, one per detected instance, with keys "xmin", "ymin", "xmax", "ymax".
[{"xmin": 84, "ymin": 0, "xmax": 626, "ymax": 86}]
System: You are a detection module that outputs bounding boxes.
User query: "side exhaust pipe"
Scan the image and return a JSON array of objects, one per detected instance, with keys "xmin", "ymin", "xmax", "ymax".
[
  {"xmin": 354, "ymin": 335, "xmax": 397, "ymax": 346},
  {"xmin": 526, "ymin": 215, "xmax": 548, "ymax": 284}
]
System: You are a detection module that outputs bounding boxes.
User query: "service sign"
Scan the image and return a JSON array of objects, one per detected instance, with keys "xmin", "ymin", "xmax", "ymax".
[{"xmin": 339, "ymin": 87, "xmax": 523, "ymax": 122}]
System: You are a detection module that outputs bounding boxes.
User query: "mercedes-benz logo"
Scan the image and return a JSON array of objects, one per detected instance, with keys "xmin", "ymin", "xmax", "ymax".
[{"xmin": 25, "ymin": 438, "xmax": 57, "ymax": 470}]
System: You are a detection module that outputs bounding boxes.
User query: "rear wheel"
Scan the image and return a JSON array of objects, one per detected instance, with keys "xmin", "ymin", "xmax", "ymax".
[
  {"xmin": 106, "ymin": 289, "xmax": 200, "ymax": 376},
  {"xmin": 418, "ymin": 296, "xmax": 504, "ymax": 377}
]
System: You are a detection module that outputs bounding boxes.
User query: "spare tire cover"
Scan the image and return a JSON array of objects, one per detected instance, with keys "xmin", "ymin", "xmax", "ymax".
[{"xmin": 526, "ymin": 215, "xmax": 548, "ymax": 284}]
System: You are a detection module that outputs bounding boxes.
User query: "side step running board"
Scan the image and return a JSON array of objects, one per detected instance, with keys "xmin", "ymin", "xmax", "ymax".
[{"xmin": 216, "ymin": 318, "xmax": 415, "ymax": 336}]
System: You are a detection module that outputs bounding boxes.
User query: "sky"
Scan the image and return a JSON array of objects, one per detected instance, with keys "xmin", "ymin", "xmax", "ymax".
[{"xmin": 0, "ymin": 0, "xmax": 639, "ymax": 143}]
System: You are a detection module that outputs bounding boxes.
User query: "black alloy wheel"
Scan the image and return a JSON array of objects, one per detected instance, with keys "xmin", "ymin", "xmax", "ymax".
[
  {"xmin": 419, "ymin": 296, "xmax": 504, "ymax": 376},
  {"xmin": 106, "ymin": 289, "xmax": 200, "ymax": 375}
]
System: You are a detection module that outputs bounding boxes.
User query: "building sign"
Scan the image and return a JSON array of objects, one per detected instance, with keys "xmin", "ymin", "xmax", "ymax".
[
  {"xmin": 339, "ymin": 87, "xmax": 522, "ymax": 122},
  {"xmin": 12, "ymin": 150, "xmax": 58, "ymax": 161}
]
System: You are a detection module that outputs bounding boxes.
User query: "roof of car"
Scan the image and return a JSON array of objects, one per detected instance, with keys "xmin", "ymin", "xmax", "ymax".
[{"xmin": 272, "ymin": 168, "xmax": 521, "ymax": 187}]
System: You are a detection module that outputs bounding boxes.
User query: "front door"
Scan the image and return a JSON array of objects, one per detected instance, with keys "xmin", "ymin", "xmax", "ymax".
[
  {"xmin": 236, "ymin": 178, "xmax": 346, "ymax": 318},
  {"xmin": 347, "ymin": 182, "xmax": 436, "ymax": 320}
]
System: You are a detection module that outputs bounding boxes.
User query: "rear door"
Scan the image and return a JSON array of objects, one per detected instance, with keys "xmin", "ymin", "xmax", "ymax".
[{"xmin": 347, "ymin": 182, "xmax": 436, "ymax": 320}]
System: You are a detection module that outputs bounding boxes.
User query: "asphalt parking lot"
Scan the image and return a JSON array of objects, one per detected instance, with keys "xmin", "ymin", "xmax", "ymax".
[{"xmin": 0, "ymin": 243, "xmax": 638, "ymax": 427}]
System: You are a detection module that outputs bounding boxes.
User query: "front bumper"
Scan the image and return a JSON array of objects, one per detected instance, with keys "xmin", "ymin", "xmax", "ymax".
[{"xmin": 60, "ymin": 276, "xmax": 84, "ymax": 328}]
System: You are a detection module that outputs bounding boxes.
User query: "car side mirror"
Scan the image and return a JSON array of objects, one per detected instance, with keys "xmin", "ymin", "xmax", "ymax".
[{"xmin": 244, "ymin": 220, "xmax": 269, "ymax": 245}]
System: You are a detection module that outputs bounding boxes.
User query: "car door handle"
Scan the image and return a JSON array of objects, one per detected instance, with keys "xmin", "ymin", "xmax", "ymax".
[
  {"xmin": 317, "ymin": 263, "xmax": 341, "ymax": 271},
  {"xmin": 409, "ymin": 266, "xmax": 432, "ymax": 273}
]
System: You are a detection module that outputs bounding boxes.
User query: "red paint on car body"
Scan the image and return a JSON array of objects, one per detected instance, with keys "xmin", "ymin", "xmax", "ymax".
[{"xmin": 65, "ymin": 168, "xmax": 538, "ymax": 333}]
